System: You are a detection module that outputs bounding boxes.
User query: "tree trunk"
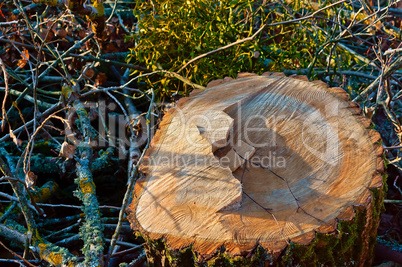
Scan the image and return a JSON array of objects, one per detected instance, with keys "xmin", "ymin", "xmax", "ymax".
[{"xmin": 127, "ymin": 72, "xmax": 385, "ymax": 266}]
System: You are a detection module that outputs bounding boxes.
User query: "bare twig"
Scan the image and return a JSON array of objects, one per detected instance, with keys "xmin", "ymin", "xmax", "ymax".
[
  {"xmin": 0, "ymin": 59, "xmax": 9, "ymax": 132},
  {"xmin": 0, "ymin": 159, "xmax": 77, "ymax": 265},
  {"xmin": 0, "ymin": 102, "xmax": 62, "ymax": 143},
  {"xmin": 128, "ymin": 250, "xmax": 147, "ymax": 267},
  {"xmin": 353, "ymin": 54, "xmax": 402, "ymax": 102},
  {"xmin": 36, "ymin": 203, "xmax": 121, "ymax": 209},
  {"xmin": 0, "ymin": 38, "xmax": 151, "ymax": 72},
  {"xmin": 0, "ymin": 240, "xmax": 38, "ymax": 267},
  {"xmin": 393, "ymin": 176, "xmax": 402, "ymax": 196},
  {"xmin": 384, "ymin": 145, "xmax": 402, "ymax": 150},
  {"xmin": 106, "ymin": 0, "xmax": 118, "ymax": 22},
  {"xmin": 385, "ymin": 47, "xmax": 402, "ymax": 55},
  {"xmin": 384, "ymin": 199, "xmax": 402, "ymax": 204},
  {"xmin": 109, "ymin": 245, "xmax": 144, "ymax": 258},
  {"xmin": 106, "ymin": 89, "xmax": 155, "ymax": 264}
]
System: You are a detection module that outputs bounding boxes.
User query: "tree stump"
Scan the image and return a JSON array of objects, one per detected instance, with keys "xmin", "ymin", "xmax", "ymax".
[{"xmin": 127, "ymin": 73, "xmax": 385, "ymax": 266}]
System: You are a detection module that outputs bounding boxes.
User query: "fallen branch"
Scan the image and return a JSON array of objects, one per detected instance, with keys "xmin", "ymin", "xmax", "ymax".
[
  {"xmin": 0, "ymin": 211, "xmax": 78, "ymax": 266},
  {"xmin": 106, "ymin": 89, "xmax": 154, "ymax": 264},
  {"xmin": 62, "ymin": 80, "xmax": 105, "ymax": 266},
  {"xmin": 0, "ymin": 240, "xmax": 37, "ymax": 267}
]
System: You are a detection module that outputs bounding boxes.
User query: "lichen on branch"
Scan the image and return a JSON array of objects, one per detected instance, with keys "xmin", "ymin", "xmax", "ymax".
[{"xmin": 63, "ymin": 81, "xmax": 105, "ymax": 266}]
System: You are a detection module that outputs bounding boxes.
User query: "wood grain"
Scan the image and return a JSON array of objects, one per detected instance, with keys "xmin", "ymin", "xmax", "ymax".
[{"xmin": 128, "ymin": 73, "xmax": 383, "ymax": 260}]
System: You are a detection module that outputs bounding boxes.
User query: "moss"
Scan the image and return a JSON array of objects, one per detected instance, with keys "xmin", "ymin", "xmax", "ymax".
[
  {"xmin": 36, "ymin": 0, "xmax": 58, "ymax": 7},
  {"xmin": 168, "ymin": 246, "xmax": 197, "ymax": 267},
  {"xmin": 38, "ymin": 242, "xmax": 63, "ymax": 266},
  {"xmin": 27, "ymin": 154, "xmax": 59, "ymax": 174},
  {"xmin": 279, "ymin": 174, "xmax": 386, "ymax": 266},
  {"xmin": 208, "ymin": 246, "xmax": 268, "ymax": 267},
  {"xmin": 141, "ymin": 235, "xmax": 268, "ymax": 266},
  {"xmin": 32, "ymin": 181, "xmax": 59, "ymax": 203},
  {"xmin": 62, "ymin": 83, "xmax": 74, "ymax": 101},
  {"xmin": 2, "ymin": 224, "xmax": 77, "ymax": 266},
  {"xmin": 4, "ymin": 219, "xmax": 28, "ymax": 234},
  {"xmin": 76, "ymin": 107, "xmax": 89, "ymax": 117},
  {"xmin": 33, "ymin": 140, "xmax": 58, "ymax": 155},
  {"xmin": 139, "ymin": 175, "xmax": 385, "ymax": 266},
  {"xmin": 38, "ymin": 241, "xmax": 78, "ymax": 266},
  {"xmin": 74, "ymin": 156, "xmax": 104, "ymax": 266},
  {"xmin": 79, "ymin": 177, "xmax": 95, "ymax": 194},
  {"xmin": 91, "ymin": 147, "xmax": 115, "ymax": 172},
  {"xmin": 91, "ymin": 0, "xmax": 104, "ymax": 17}
]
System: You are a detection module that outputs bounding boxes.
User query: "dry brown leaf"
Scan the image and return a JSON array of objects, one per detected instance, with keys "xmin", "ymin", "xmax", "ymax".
[
  {"xmin": 57, "ymin": 28, "xmax": 67, "ymax": 38},
  {"xmin": 0, "ymin": 2, "xmax": 5, "ymax": 18},
  {"xmin": 84, "ymin": 68, "xmax": 96, "ymax": 79},
  {"xmin": 59, "ymin": 141, "xmax": 77, "ymax": 159},
  {"xmin": 0, "ymin": 116, "xmax": 4, "ymax": 132},
  {"xmin": 17, "ymin": 49, "xmax": 29, "ymax": 68},
  {"xmin": 39, "ymin": 28, "xmax": 54, "ymax": 42},
  {"xmin": 78, "ymin": 30, "xmax": 86, "ymax": 39},
  {"xmin": 25, "ymin": 171, "xmax": 37, "ymax": 188},
  {"xmin": 9, "ymin": 129, "xmax": 22, "ymax": 146},
  {"xmin": 364, "ymin": 106, "xmax": 375, "ymax": 120},
  {"xmin": 95, "ymin": 73, "xmax": 107, "ymax": 86}
]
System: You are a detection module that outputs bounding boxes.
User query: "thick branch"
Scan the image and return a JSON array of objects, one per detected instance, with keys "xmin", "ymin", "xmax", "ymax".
[{"xmin": 62, "ymin": 81, "xmax": 105, "ymax": 266}]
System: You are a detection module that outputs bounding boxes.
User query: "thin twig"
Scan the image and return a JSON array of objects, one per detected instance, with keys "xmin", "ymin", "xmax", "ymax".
[
  {"xmin": 106, "ymin": 89, "xmax": 155, "ymax": 264},
  {"xmin": 384, "ymin": 145, "xmax": 402, "ymax": 150},
  {"xmin": 384, "ymin": 199, "xmax": 402, "ymax": 204},
  {"xmin": 353, "ymin": 54, "xmax": 402, "ymax": 102},
  {"xmin": 0, "ymin": 38, "xmax": 150, "ymax": 72},
  {"xmin": 0, "ymin": 102, "xmax": 62, "ymax": 143},
  {"xmin": 0, "ymin": 240, "xmax": 38, "ymax": 267},
  {"xmin": 394, "ymin": 176, "xmax": 402, "ymax": 196},
  {"xmin": 106, "ymin": 0, "xmax": 118, "ymax": 22},
  {"xmin": 36, "ymin": 203, "xmax": 121, "ymax": 209},
  {"xmin": 384, "ymin": 47, "xmax": 402, "ymax": 55},
  {"xmin": 0, "ymin": 59, "xmax": 9, "ymax": 132},
  {"xmin": 110, "ymin": 245, "xmax": 144, "ymax": 258}
]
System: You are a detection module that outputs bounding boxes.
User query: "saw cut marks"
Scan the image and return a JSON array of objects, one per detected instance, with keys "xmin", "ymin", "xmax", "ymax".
[
  {"xmin": 192, "ymin": 110, "xmax": 234, "ymax": 152},
  {"xmin": 219, "ymin": 140, "xmax": 256, "ymax": 172}
]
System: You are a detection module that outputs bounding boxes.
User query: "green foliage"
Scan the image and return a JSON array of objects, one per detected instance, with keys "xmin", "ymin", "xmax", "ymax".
[
  {"xmin": 128, "ymin": 0, "xmax": 264, "ymax": 97},
  {"xmin": 128, "ymin": 0, "xmax": 363, "ymax": 99}
]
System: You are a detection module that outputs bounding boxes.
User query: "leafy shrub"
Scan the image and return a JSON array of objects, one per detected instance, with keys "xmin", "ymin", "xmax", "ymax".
[
  {"xmin": 128, "ymin": 0, "xmax": 269, "ymax": 97},
  {"xmin": 128, "ymin": 0, "xmax": 362, "ymax": 99}
]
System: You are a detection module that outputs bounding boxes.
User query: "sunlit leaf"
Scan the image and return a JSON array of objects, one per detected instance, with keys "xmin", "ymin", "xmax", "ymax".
[
  {"xmin": 17, "ymin": 49, "xmax": 29, "ymax": 68},
  {"xmin": 25, "ymin": 171, "xmax": 37, "ymax": 188},
  {"xmin": 59, "ymin": 141, "xmax": 77, "ymax": 159},
  {"xmin": 9, "ymin": 129, "xmax": 22, "ymax": 146}
]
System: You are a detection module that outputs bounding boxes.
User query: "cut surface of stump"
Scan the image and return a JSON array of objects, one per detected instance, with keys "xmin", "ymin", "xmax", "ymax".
[{"xmin": 128, "ymin": 73, "xmax": 384, "ymax": 265}]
